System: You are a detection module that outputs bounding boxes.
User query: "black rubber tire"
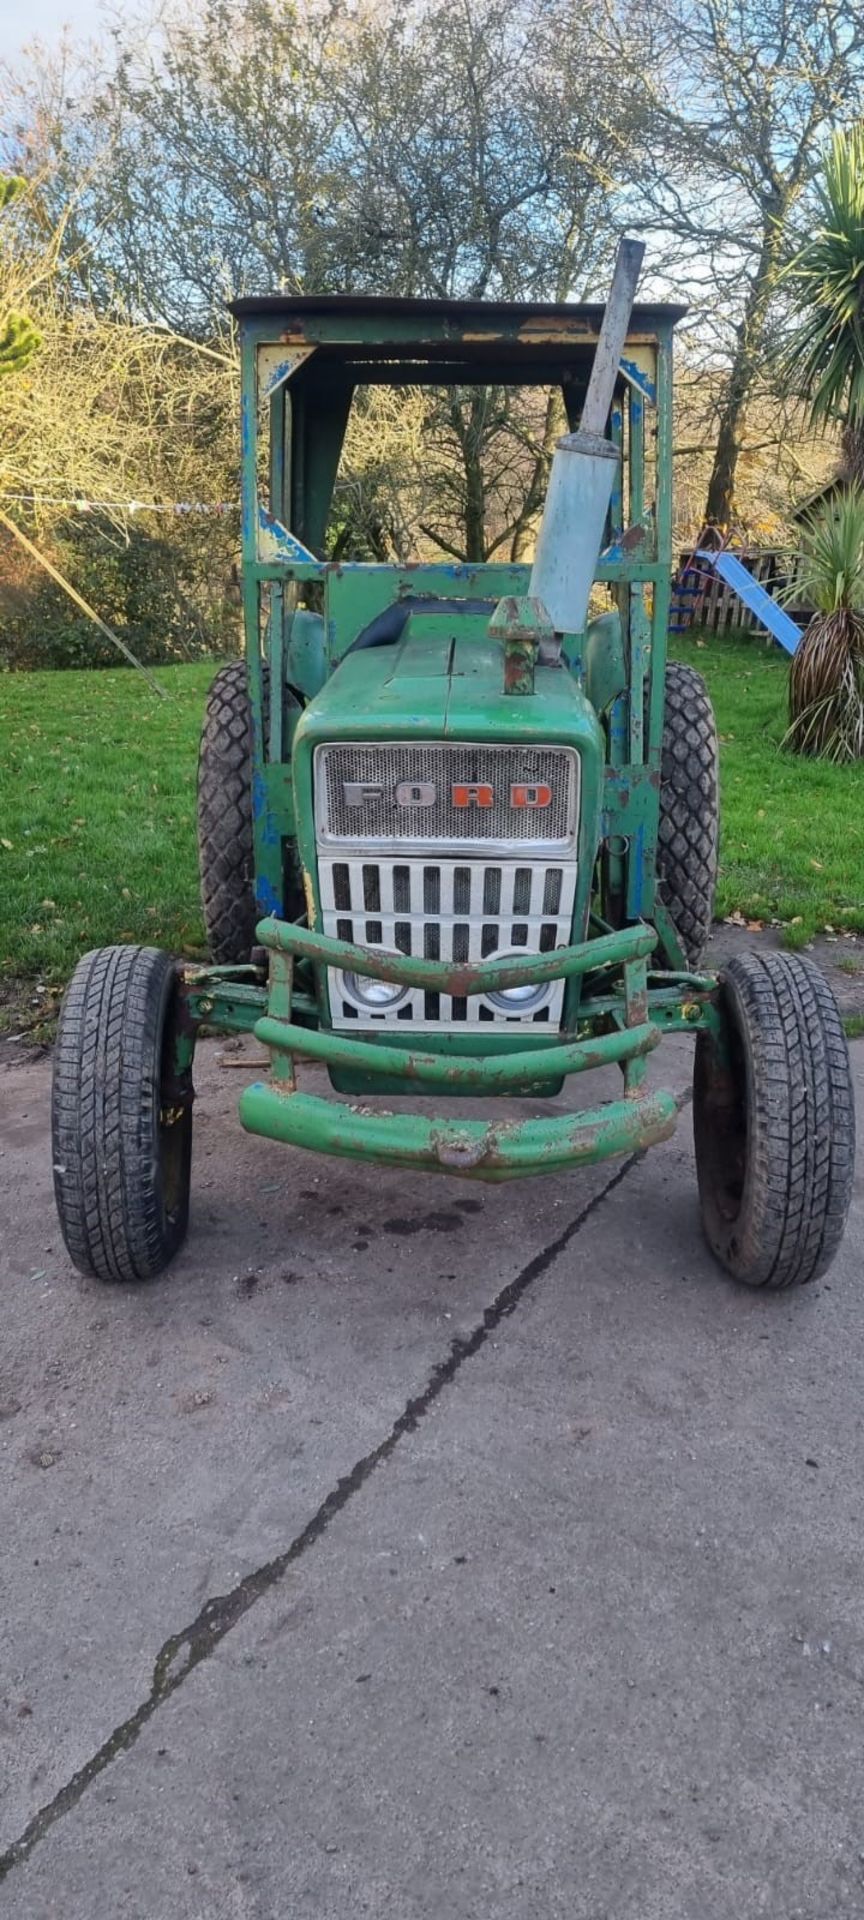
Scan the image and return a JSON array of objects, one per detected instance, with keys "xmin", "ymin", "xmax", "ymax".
[
  {"xmin": 52, "ymin": 945, "xmax": 192, "ymax": 1283},
  {"xmin": 197, "ymin": 660, "xmax": 304, "ymax": 962},
  {"xmin": 197, "ymin": 660, "xmax": 259, "ymax": 964},
  {"xmin": 694, "ymin": 949, "xmax": 855, "ymax": 1288},
  {"xmin": 656, "ymin": 663, "xmax": 719, "ymax": 968}
]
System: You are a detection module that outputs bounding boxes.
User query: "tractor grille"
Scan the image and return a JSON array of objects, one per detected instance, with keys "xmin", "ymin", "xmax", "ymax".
[
  {"xmin": 315, "ymin": 741, "xmax": 579, "ymax": 850},
  {"xmin": 320, "ymin": 857, "xmax": 578, "ymax": 1031}
]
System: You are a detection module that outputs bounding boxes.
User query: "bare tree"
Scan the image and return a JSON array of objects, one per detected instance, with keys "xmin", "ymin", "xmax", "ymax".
[
  {"xmin": 602, "ymin": 0, "xmax": 864, "ymax": 528},
  {"xmin": 3, "ymin": 0, "xmax": 635, "ymax": 559},
  {"xmin": 0, "ymin": 163, "xmax": 239, "ymax": 662}
]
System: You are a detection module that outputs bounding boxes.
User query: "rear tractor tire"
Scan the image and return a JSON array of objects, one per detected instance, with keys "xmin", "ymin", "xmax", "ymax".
[
  {"xmin": 197, "ymin": 659, "xmax": 260, "ymax": 964},
  {"xmin": 656, "ymin": 663, "xmax": 719, "ymax": 968},
  {"xmin": 693, "ymin": 950, "xmax": 854, "ymax": 1288},
  {"xmin": 52, "ymin": 945, "xmax": 193, "ymax": 1283},
  {"xmin": 197, "ymin": 659, "xmax": 304, "ymax": 963}
]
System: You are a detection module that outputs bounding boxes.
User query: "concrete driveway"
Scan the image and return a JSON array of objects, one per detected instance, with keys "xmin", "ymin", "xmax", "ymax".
[{"xmin": 1, "ymin": 1031, "xmax": 863, "ymax": 1919}]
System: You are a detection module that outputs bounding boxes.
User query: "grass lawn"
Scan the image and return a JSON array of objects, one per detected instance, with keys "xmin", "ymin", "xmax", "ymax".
[
  {"xmin": 671, "ymin": 630, "xmax": 864, "ymax": 947},
  {"xmin": 1, "ymin": 633, "xmax": 862, "ymax": 1031},
  {"xmin": 0, "ymin": 662, "xmax": 216, "ymax": 1027}
]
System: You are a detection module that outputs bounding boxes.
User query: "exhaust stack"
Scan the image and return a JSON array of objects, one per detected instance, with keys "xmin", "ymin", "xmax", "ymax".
[{"xmin": 529, "ymin": 238, "xmax": 645, "ymax": 636}]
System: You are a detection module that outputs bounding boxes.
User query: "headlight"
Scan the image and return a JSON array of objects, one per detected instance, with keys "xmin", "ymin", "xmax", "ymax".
[
  {"xmin": 338, "ymin": 950, "xmax": 410, "ymax": 1013},
  {"xmin": 484, "ymin": 950, "xmax": 551, "ymax": 1014}
]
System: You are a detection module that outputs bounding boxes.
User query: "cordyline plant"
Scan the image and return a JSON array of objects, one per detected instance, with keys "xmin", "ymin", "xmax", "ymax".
[
  {"xmin": 779, "ymin": 122, "xmax": 864, "ymax": 483},
  {"xmin": 776, "ymin": 125, "xmax": 864, "ymax": 757},
  {"xmin": 783, "ymin": 490, "xmax": 864, "ymax": 762}
]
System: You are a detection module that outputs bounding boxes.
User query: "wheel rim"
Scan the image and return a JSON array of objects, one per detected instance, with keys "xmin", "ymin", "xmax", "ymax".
[
  {"xmin": 157, "ymin": 979, "xmax": 193, "ymax": 1240},
  {"xmin": 158, "ymin": 1102, "xmax": 191, "ymax": 1229},
  {"xmin": 695, "ymin": 1012, "xmax": 748, "ymax": 1228}
]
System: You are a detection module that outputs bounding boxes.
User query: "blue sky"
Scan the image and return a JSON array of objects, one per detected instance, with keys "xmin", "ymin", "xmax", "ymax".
[{"xmin": 0, "ymin": 0, "xmax": 105, "ymax": 62}]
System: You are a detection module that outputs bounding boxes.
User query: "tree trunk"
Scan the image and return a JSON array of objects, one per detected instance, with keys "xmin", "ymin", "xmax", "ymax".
[
  {"xmin": 703, "ymin": 204, "xmax": 788, "ymax": 530},
  {"xmin": 451, "ymin": 390, "xmax": 488, "ymax": 562},
  {"xmin": 463, "ymin": 442, "xmax": 487, "ymax": 561},
  {"xmin": 841, "ymin": 424, "xmax": 864, "ymax": 488},
  {"xmin": 510, "ymin": 390, "xmax": 565, "ymax": 561}
]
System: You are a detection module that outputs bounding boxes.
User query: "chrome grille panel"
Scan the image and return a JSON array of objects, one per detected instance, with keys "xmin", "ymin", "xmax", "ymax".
[
  {"xmin": 321, "ymin": 857, "xmax": 578, "ymax": 1031},
  {"xmin": 315, "ymin": 741, "xmax": 579, "ymax": 851}
]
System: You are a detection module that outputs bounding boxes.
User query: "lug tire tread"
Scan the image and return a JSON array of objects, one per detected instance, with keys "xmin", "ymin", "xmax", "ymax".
[
  {"xmin": 694, "ymin": 949, "xmax": 854, "ymax": 1288},
  {"xmin": 52, "ymin": 945, "xmax": 190, "ymax": 1283},
  {"xmin": 197, "ymin": 660, "xmax": 260, "ymax": 964},
  {"xmin": 657, "ymin": 663, "xmax": 719, "ymax": 966},
  {"xmin": 197, "ymin": 660, "xmax": 304, "ymax": 961}
]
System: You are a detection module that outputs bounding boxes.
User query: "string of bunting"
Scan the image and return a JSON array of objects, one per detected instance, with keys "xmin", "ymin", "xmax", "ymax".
[{"xmin": 0, "ymin": 491, "xmax": 235, "ymax": 515}]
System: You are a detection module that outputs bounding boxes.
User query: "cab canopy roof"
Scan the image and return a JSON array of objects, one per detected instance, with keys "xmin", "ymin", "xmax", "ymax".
[{"xmin": 228, "ymin": 292, "xmax": 686, "ymax": 385}]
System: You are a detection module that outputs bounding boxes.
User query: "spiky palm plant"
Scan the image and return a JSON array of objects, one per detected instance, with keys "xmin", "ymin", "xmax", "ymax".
[
  {"xmin": 784, "ymin": 490, "xmax": 864, "ymax": 761},
  {"xmin": 780, "ymin": 124, "xmax": 864, "ymax": 481}
]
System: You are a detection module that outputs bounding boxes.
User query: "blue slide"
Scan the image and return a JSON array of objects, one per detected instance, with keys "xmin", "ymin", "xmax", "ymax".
[{"xmin": 695, "ymin": 549, "xmax": 802, "ymax": 656}]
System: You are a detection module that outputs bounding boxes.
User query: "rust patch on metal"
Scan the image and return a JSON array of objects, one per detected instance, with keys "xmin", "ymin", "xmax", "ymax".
[
  {"xmin": 432, "ymin": 1131, "xmax": 493, "ymax": 1170},
  {"xmin": 618, "ymin": 522, "xmax": 651, "ymax": 555}
]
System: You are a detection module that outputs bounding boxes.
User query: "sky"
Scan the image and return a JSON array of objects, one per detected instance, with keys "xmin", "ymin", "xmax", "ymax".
[{"xmin": 0, "ymin": 0, "xmax": 105, "ymax": 63}]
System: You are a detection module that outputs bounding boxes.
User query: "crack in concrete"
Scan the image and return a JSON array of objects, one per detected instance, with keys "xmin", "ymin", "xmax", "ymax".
[{"xmin": 0, "ymin": 1148, "xmax": 643, "ymax": 1883}]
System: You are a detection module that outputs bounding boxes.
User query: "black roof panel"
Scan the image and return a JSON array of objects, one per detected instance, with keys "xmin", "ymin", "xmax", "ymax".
[{"xmin": 229, "ymin": 292, "xmax": 686, "ymax": 328}]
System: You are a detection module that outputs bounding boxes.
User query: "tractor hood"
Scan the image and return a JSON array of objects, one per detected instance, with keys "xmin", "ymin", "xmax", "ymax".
[
  {"xmin": 288, "ymin": 605, "xmax": 607, "ymax": 941},
  {"xmin": 294, "ymin": 607, "xmax": 603, "ymax": 751}
]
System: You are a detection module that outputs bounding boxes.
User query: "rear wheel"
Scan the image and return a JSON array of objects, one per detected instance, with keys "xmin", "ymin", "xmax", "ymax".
[
  {"xmin": 52, "ymin": 945, "xmax": 192, "ymax": 1283},
  {"xmin": 694, "ymin": 949, "xmax": 854, "ymax": 1288},
  {"xmin": 197, "ymin": 660, "xmax": 259, "ymax": 964},
  {"xmin": 656, "ymin": 663, "xmax": 719, "ymax": 967},
  {"xmin": 197, "ymin": 660, "xmax": 303, "ymax": 963}
]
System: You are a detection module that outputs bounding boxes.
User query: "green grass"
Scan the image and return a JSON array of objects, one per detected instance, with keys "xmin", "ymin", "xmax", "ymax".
[
  {"xmin": 1, "ymin": 634, "xmax": 863, "ymax": 1032},
  {"xmin": 0, "ymin": 662, "xmax": 217, "ymax": 1028},
  {"xmin": 671, "ymin": 630, "xmax": 864, "ymax": 947}
]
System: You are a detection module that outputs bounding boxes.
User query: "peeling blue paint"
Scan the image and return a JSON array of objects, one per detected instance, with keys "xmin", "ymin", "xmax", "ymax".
[
  {"xmin": 331, "ymin": 561, "xmax": 528, "ymax": 583},
  {"xmin": 252, "ymin": 773, "xmax": 282, "ymax": 847},
  {"xmin": 262, "ymin": 356, "xmax": 298, "ymax": 398},
  {"xmin": 258, "ymin": 507, "xmax": 316, "ymax": 564},
  {"xmin": 609, "ymin": 406, "xmax": 623, "ymax": 538},
  {"xmin": 609, "ymin": 693, "xmax": 629, "ymax": 761},
  {"xmin": 240, "ymin": 366, "xmax": 256, "ymax": 551},
  {"xmin": 630, "ymin": 824, "xmax": 646, "ymax": 914},
  {"xmin": 619, "ymin": 358, "xmax": 656, "ymax": 405},
  {"xmin": 255, "ymin": 874, "xmax": 283, "ymax": 916}
]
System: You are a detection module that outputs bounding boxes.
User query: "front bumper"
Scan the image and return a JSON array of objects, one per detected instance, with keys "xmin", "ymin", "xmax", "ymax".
[
  {"xmin": 236, "ymin": 916, "xmax": 680, "ymax": 1180},
  {"xmin": 239, "ymin": 1079, "xmax": 677, "ymax": 1179}
]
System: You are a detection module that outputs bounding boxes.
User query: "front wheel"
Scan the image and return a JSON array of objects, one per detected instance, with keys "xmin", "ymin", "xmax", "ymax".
[
  {"xmin": 693, "ymin": 950, "xmax": 854, "ymax": 1288},
  {"xmin": 52, "ymin": 946, "xmax": 193, "ymax": 1283}
]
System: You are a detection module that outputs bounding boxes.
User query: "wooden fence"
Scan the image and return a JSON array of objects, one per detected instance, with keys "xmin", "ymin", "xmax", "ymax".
[{"xmin": 670, "ymin": 548, "xmax": 809, "ymax": 635}]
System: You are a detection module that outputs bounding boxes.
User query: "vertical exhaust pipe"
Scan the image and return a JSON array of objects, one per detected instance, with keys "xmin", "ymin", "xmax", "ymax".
[{"xmin": 529, "ymin": 238, "xmax": 645, "ymax": 636}]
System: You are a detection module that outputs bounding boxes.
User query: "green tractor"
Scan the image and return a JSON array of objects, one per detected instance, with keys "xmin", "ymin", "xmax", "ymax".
[{"xmin": 52, "ymin": 248, "xmax": 855, "ymax": 1289}]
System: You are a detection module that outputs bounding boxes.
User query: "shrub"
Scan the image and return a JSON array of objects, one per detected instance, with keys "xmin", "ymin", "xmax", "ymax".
[
  {"xmin": 785, "ymin": 489, "xmax": 864, "ymax": 762},
  {"xmin": 0, "ymin": 515, "xmax": 240, "ymax": 669}
]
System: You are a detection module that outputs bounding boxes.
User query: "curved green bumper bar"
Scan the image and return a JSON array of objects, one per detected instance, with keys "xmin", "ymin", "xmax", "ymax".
[
  {"xmin": 256, "ymin": 914, "xmax": 657, "ymax": 997},
  {"xmin": 253, "ymin": 1014, "xmax": 659, "ymax": 1089},
  {"xmin": 239, "ymin": 1080, "xmax": 678, "ymax": 1180}
]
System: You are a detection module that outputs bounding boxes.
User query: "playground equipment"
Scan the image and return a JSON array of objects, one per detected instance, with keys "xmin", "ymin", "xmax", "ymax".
[
  {"xmin": 671, "ymin": 542, "xmax": 803, "ymax": 653},
  {"xmin": 51, "ymin": 245, "xmax": 855, "ymax": 1292}
]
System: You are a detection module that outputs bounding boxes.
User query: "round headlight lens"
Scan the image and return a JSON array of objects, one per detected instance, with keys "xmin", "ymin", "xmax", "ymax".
[
  {"xmin": 343, "ymin": 972, "xmax": 409, "ymax": 1009},
  {"xmin": 339, "ymin": 951, "xmax": 410, "ymax": 1013},
  {"xmin": 484, "ymin": 951, "xmax": 551, "ymax": 1015}
]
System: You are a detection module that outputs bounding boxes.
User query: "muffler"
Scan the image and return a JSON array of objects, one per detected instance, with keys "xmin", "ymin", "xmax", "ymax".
[{"xmin": 529, "ymin": 237, "xmax": 645, "ymax": 636}]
